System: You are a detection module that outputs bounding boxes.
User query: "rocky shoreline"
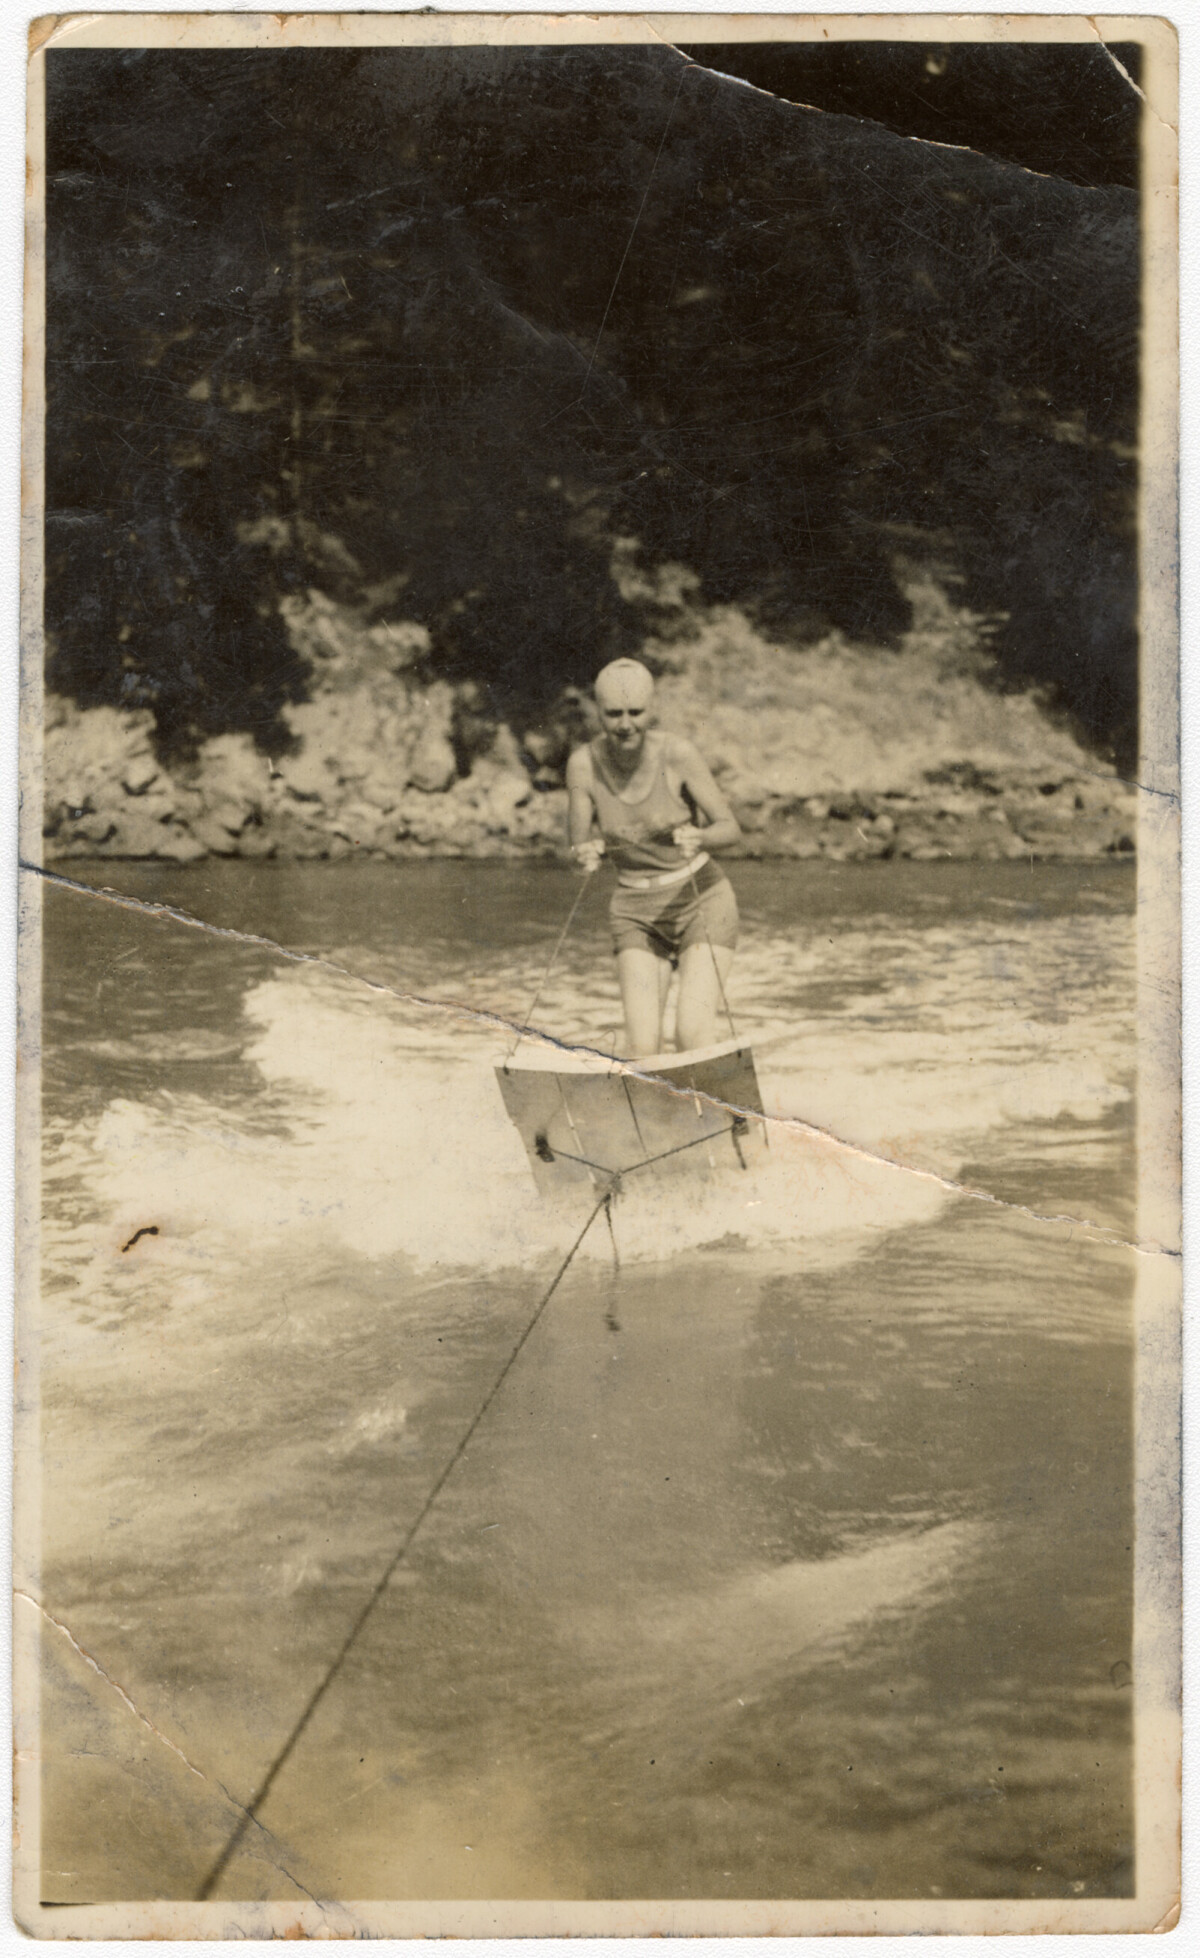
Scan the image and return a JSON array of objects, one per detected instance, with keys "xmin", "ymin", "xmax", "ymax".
[{"xmin": 41, "ymin": 583, "xmax": 1136, "ymax": 868}]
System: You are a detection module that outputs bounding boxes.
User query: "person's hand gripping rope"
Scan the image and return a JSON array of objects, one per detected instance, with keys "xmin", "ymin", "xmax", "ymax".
[{"xmin": 572, "ymin": 837, "xmax": 606, "ymax": 875}]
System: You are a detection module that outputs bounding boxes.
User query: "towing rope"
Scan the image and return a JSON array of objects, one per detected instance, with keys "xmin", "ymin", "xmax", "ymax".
[
  {"xmin": 504, "ymin": 873, "xmax": 594, "ymax": 1066},
  {"xmin": 688, "ymin": 863, "xmax": 738, "ymax": 1040},
  {"xmin": 602, "ymin": 1189, "xmax": 621, "ymax": 1333},
  {"xmin": 196, "ymin": 1188, "xmax": 613, "ymax": 1902}
]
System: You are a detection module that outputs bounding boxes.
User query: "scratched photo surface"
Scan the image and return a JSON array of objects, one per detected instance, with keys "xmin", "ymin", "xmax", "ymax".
[{"xmin": 22, "ymin": 17, "xmax": 1177, "ymax": 1931}]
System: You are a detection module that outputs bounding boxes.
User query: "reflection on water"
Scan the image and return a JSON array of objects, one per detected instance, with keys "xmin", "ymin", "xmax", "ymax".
[{"xmin": 39, "ymin": 860, "xmax": 1133, "ymax": 1902}]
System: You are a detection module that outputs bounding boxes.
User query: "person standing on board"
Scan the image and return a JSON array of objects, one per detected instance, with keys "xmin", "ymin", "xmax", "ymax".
[{"xmin": 566, "ymin": 658, "xmax": 742, "ymax": 1058}]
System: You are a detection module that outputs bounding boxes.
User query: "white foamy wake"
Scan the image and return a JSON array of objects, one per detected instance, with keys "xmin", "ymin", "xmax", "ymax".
[
  {"xmin": 54, "ymin": 892, "xmax": 1132, "ymax": 1301},
  {"xmin": 55, "ymin": 961, "xmax": 945, "ymax": 1297}
]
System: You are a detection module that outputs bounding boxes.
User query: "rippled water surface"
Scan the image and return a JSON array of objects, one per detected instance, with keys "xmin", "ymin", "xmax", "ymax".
[{"xmin": 38, "ymin": 858, "xmax": 1134, "ymax": 1903}]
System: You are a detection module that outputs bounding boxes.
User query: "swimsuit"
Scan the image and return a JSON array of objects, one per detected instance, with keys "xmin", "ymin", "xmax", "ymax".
[
  {"xmin": 585, "ymin": 736, "xmax": 740, "ymax": 964},
  {"xmin": 608, "ymin": 857, "xmax": 739, "ymax": 964}
]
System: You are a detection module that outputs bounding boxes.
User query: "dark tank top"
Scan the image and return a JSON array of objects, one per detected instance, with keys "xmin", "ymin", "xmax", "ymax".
[{"xmin": 587, "ymin": 734, "xmax": 695, "ymax": 874}]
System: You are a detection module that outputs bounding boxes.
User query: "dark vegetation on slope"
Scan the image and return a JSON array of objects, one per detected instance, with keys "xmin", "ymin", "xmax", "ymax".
[{"xmin": 45, "ymin": 43, "xmax": 1140, "ymax": 769}]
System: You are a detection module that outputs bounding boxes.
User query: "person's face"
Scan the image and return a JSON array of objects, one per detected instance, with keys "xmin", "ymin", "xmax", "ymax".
[{"xmin": 601, "ymin": 698, "xmax": 649, "ymax": 754}]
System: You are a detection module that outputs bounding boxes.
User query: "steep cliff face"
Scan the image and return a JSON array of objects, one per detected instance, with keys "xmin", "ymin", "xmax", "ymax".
[{"xmin": 43, "ymin": 571, "xmax": 1134, "ymax": 865}]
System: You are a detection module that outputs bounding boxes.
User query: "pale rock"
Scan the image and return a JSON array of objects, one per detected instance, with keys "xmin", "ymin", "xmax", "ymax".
[
  {"xmin": 235, "ymin": 826, "xmax": 276, "ymax": 860},
  {"xmin": 104, "ymin": 810, "xmax": 176, "ymax": 857},
  {"xmin": 279, "ymin": 589, "xmax": 430, "ymax": 687},
  {"xmin": 335, "ymin": 802, "xmax": 392, "ymax": 847},
  {"xmin": 505, "ymin": 787, "xmax": 567, "ymax": 844},
  {"xmin": 194, "ymin": 733, "xmax": 273, "ymax": 817},
  {"xmin": 266, "ymin": 811, "xmax": 337, "ymax": 857},
  {"xmin": 44, "ymin": 699, "xmax": 158, "ymax": 828},
  {"xmin": 488, "ymin": 775, "xmax": 533, "ymax": 830},
  {"xmin": 356, "ymin": 774, "xmax": 399, "ymax": 814},
  {"xmin": 459, "ymin": 758, "xmax": 533, "ymax": 833},
  {"xmin": 407, "ymin": 732, "xmax": 456, "ymax": 795},
  {"xmin": 401, "ymin": 783, "xmax": 477, "ymax": 845},
  {"xmin": 126, "ymin": 783, "xmax": 179, "ymax": 824},
  {"xmin": 154, "ymin": 828, "xmax": 207, "ymax": 864},
  {"xmin": 406, "ymin": 682, "xmax": 458, "ymax": 793},
  {"xmin": 283, "ymin": 687, "xmax": 405, "ymax": 795},
  {"xmin": 70, "ymin": 812, "xmax": 118, "ymax": 845},
  {"xmin": 277, "ymin": 744, "xmax": 335, "ymax": 802},
  {"xmin": 189, "ymin": 813, "xmax": 241, "ymax": 854},
  {"xmin": 171, "ymin": 785, "xmax": 207, "ymax": 822},
  {"xmin": 121, "ymin": 754, "xmax": 161, "ymax": 797},
  {"xmin": 212, "ymin": 799, "xmax": 252, "ymax": 835}
]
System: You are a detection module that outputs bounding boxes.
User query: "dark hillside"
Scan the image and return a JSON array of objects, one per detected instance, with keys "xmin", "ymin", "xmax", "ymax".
[{"xmin": 45, "ymin": 44, "xmax": 1139, "ymax": 766}]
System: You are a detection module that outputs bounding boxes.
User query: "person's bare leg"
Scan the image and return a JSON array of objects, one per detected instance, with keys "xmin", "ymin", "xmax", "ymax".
[
  {"xmin": 676, "ymin": 941, "xmax": 735, "ymax": 1051},
  {"xmin": 617, "ymin": 946, "xmax": 671, "ymax": 1056}
]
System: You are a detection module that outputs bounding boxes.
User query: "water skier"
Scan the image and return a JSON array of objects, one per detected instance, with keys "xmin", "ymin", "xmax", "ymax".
[{"xmin": 566, "ymin": 658, "xmax": 742, "ymax": 1058}]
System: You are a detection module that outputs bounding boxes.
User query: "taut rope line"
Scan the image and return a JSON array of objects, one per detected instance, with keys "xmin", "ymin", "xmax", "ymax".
[
  {"xmin": 688, "ymin": 861, "xmax": 738, "ymax": 1040},
  {"xmin": 505, "ymin": 873, "xmax": 593, "ymax": 1066},
  {"xmin": 196, "ymin": 1189, "xmax": 613, "ymax": 1903},
  {"xmin": 602, "ymin": 1189, "xmax": 622, "ymax": 1333}
]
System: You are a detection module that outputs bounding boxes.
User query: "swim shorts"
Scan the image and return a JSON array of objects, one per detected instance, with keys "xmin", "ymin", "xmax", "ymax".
[{"xmin": 609, "ymin": 859, "xmax": 739, "ymax": 964}]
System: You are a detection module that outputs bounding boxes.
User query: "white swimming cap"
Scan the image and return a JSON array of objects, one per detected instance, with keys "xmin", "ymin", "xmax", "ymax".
[{"xmin": 594, "ymin": 658, "xmax": 654, "ymax": 708}]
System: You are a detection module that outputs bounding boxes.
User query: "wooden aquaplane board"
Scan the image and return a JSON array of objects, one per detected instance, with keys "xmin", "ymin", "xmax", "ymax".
[{"xmin": 495, "ymin": 1037, "xmax": 769, "ymax": 1197}]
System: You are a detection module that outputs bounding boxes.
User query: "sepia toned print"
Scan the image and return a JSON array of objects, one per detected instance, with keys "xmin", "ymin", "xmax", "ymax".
[{"xmin": 16, "ymin": 13, "xmax": 1179, "ymax": 1936}]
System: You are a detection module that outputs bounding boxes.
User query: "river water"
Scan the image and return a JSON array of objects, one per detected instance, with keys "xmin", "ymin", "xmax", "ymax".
[{"xmin": 38, "ymin": 857, "xmax": 1135, "ymax": 1905}]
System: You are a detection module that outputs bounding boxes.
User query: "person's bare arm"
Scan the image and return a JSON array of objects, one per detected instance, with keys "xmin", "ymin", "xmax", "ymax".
[
  {"xmin": 565, "ymin": 747, "xmax": 605, "ymax": 870},
  {"xmin": 671, "ymin": 738, "xmax": 741, "ymax": 854}
]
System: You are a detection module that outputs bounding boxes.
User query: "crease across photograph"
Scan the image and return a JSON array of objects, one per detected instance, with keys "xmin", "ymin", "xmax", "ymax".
[{"xmin": 15, "ymin": 12, "xmax": 1180, "ymax": 1937}]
